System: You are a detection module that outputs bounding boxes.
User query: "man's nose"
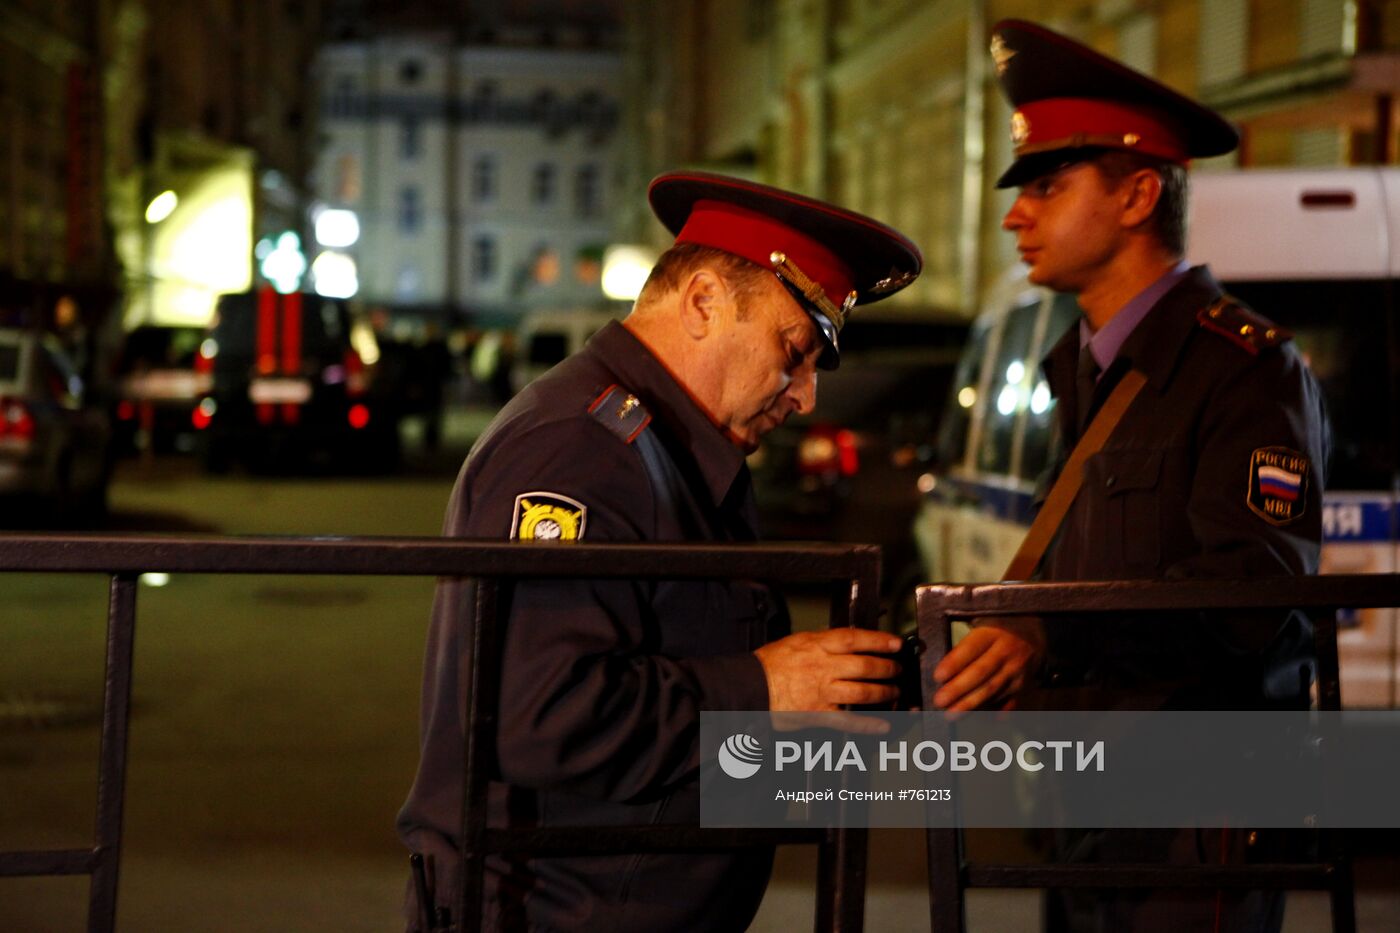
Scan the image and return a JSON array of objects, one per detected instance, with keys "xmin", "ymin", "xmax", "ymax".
[
  {"xmin": 1002, "ymin": 197, "xmax": 1027, "ymax": 231},
  {"xmin": 789, "ymin": 368, "xmax": 817, "ymax": 415}
]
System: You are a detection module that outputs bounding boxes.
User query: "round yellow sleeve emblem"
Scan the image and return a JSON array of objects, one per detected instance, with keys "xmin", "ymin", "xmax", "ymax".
[{"xmin": 510, "ymin": 492, "xmax": 587, "ymax": 541}]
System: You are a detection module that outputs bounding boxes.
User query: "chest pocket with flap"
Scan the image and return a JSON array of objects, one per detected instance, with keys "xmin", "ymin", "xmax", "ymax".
[{"xmin": 1090, "ymin": 448, "xmax": 1163, "ymax": 572}]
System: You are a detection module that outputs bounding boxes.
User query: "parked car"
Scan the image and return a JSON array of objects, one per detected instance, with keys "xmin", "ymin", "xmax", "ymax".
[
  {"xmin": 0, "ymin": 327, "xmax": 112, "ymax": 520},
  {"xmin": 749, "ymin": 313, "xmax": 966, "ymax": 588},
  {"xmin": 112, "ymin": 324, "xmax": 209, "ymax": 455},
  {"xmin": 195, "ymin": 288, "xmax": 399, "ymax": 472}
]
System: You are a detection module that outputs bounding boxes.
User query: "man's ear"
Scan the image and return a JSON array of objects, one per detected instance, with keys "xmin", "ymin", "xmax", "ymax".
[
  {"xmin": 1120, "ymin": 169, "xmax": 1163, "ymax": 229},
  {"xmin": 678, "ymin": 269, "xmax": 727, "ymax": 340}
]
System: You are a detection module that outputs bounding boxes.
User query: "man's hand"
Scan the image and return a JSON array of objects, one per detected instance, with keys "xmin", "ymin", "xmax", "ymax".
[
  {"xmin": 931, "ymin": 618, "xmax": 1046, "ymax": 714},
  {"xmin": 755, "ymin": 628, "xmax": 903, "ymax": 711}
]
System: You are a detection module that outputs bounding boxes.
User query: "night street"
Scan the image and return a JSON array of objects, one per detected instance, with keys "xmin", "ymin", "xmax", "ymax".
[
  {"xmin": 0, "ymin": 431, "xmax": 919, "ymax": 932},
  {"xmin": 0, "ymin": 427, "xmax": 1395, "ymax": 930},
  {"xmin": 0, "ymin": 450, "xmax": 453, "ymax": 930},
  {"xmin": 6, "ymin": 1, "xmax": 1400, "ymax": 930}
]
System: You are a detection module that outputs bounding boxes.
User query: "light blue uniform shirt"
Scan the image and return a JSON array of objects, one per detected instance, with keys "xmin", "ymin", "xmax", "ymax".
[{"xmin": 1079, "ymin": 259, "xmax": 1192, "ymax": 379}]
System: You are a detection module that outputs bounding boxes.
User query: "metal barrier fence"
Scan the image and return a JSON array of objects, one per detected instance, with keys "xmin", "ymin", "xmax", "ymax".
[
  {"xmin": 916, "ymin": 573, "xmax": 1400, "ymax": 933},
  {"xmin": 0, "ymin": 534, "xmax": 880, "ymax": 933}
]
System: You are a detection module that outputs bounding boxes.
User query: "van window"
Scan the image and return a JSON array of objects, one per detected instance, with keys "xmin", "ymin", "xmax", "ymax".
[
  {"xmin": 526, "ymin": 333, "xmax": 569, "ymax": 366},
  {"xmin": 0, "ymin": 344, "xmax": 18, "ymax": 382},
  {"xmin": 211, "ymin": 292, "xmax": 351, "ymax": 377},
  {"xmin": 977, "ymin": 297, "xmax": 1040, "ymax": 476},
  {"xmin": 1224, "ymin": 279, "xmax": 1397, "ymax": 492},
  {"xmin": 937, "ymin": 316, "xmax": 993, "ymax": 469},
  {"xmin": 1019, "ymin": 292, "xmax": 1081, "ymax": 481}
]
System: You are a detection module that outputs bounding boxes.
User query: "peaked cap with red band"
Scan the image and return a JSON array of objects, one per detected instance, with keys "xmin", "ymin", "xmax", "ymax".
[
  {"xmin": 648, "ymin": 170, "xmax": 922, "ymax": 369},
  {"xmin": 990, "ymin": 19, "xmax": 1239, "ymax": 188}
]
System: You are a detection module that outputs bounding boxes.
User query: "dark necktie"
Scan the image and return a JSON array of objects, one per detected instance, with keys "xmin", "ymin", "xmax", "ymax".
[{"xmin": 1075, "ymin": 348, "xmax": 1100, "ymax": 431}]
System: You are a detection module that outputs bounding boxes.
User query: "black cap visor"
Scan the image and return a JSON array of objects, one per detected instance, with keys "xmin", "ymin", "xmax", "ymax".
[
  {"xmin": 996, "ymin": 147, "xmax": 1113, "ymax": 189},
  {"xmin": 775, "ymin": 276, "xmax": 841, "ymax": 370}
]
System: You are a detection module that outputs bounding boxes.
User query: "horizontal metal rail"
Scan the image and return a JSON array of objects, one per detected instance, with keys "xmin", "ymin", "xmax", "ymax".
[
  {"xmin": 964, "ymin": 863, "xmax": 1339, "ymax": 889},
  {"xmin": 917, "ymin": 574, "xmax": 1373, "ymax": 933},
  {"xmin": 919, "ymin": 574, "xmax": 1400, "ymax": 614},
  {"xmin": 481, "ymin": 827, "xmax": 829, "ymax": 855},
  {"xmin": 0, "ymin": 533, "xmax": 880, "ymax": 933},
  {"xmin": 0, "ymin": 533, "xmax": 878, "ymax": 580}
]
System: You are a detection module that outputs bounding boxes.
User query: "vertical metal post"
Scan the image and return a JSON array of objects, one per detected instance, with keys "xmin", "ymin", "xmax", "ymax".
[
  {"xmin": 918, "ymin": 589, "xmax": 965, "ymax": 933},
  {"xmin": 824, "ymin": 554, "xmax": 882, "ymax": 931},
  {"xmin": 1314, "ymin": 608, "xmax": 1357, "ymax": 932},
  {"xmin": 816, "ymin": 826, "xmax": 869, "ymax": 933},
  {"xmin": 88, "ymin": 574, "xmax": 138, "ymax": 933},
  {"xmin": 459, "ymin": 578, "xmax": 501, "ymax": 933},
  {"xmin": 813, "ymin": 564, "xmax": 875, "ymax": 932}
]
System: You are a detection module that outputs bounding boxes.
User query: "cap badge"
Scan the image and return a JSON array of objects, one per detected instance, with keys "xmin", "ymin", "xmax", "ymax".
[
  {"xmin": 1010, "ymin": 111, "xmax": 1031, "ymax": 146},
  {"xmin": 990, "ymin": 33, "xmax": 1016, "ymax": 76},
  {"xmin": 869, "ymin": 269, "xmax": 916, "ymax": 295}
]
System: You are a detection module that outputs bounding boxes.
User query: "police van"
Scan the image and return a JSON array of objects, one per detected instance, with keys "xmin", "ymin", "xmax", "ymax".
[{"xmin": 912, "ymin": 168, "xmax": 1400, "ymax": 708}]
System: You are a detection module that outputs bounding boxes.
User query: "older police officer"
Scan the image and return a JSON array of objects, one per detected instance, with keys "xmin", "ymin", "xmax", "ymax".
[
  {"xmin": 931, "ymin": 20, "xmax": 1330, "ymax": 933},
  {"xmin": 397, "ymin": 171, "xmax": 922, "ymax": 931}
]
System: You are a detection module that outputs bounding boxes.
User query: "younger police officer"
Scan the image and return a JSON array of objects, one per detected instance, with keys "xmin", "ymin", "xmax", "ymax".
[
  {"xmin": 930, "ymin": 20, "xmax": 1330, "ymax": 933},
  {"xmin": 397, "ymin": 172, "xmax": 922, "ymax": 931}
]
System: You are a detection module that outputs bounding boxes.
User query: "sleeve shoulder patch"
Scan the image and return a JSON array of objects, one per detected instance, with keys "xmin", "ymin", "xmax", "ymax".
[
  {"xmin": 587, "ymin": 383, "xmax": 652, "ymax": 444},
  {"xmin": 1247, "ymin": 447, "xmax": 1310, "ymax": 525},
  {"xmin": 511, "ymin": 491, "xmax": 587, "ymax": 541},
  {"xmin": 1197, "ymin": 298, "xmax": 1291, "ymax": 356}
]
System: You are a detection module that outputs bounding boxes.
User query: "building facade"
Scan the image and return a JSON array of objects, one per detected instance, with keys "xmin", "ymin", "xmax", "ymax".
[
  {"xmin": 0, "ymin": 0, "xmax": 113, "ymax": 313},
  {"xmin": 622, "ymin": 0, "xmax": 1400, "ymax": 318},
  {"xmin": 313, "ymin": 35, "xmax": 623, "ymax": 323}
]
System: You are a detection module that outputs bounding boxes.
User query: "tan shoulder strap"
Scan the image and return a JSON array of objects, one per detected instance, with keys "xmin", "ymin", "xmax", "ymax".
[{"xmin": 1002, "ymin": 369, "xmax": 1148, "ymax": 581}]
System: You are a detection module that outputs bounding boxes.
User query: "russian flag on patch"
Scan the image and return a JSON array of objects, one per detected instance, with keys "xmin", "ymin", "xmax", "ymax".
[
  {"xmin": 1248, "ymin": 446, "xmax": 1310, "ymax": 525},
  {"xmin": 1257, "ymin": 465, "xmax": 1302, "ymax": 502}
]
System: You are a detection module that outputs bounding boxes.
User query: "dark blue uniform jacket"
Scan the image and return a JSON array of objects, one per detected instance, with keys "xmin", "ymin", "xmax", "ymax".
[
  {"xmin": 1038, "ymin": 265, "xmax": 1330, "ymax": 705},
  {"xmin": 397, "ymin": 321, "xmax": 785, "ymax": 931}
]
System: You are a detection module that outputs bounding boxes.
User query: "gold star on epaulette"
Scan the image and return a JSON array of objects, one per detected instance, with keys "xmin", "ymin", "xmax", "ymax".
[{"xmin": 1197, "ymin": 298, "xmax": 1291, "ymax": 355}]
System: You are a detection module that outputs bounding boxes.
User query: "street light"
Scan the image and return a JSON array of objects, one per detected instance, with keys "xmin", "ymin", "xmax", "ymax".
[
  {"xmin": 314, "ymin": 208, "xmax": 361, "ymax": 248},
  {"xmin": 145, "ymin": 190, "xmax": 179, "ymax": 224},
  {"xmin": 601, "ymin": 244, "xmax": 658, "ymax": 301}
]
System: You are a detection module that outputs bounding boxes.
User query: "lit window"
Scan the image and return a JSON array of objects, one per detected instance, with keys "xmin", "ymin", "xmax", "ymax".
[
  {"xmin": 531, "ymin": 245, "xmax": 560, "ymax": 286},
  {"xmin": 335, "ymin": 154, "xmax": 361, "ymax": 203}
]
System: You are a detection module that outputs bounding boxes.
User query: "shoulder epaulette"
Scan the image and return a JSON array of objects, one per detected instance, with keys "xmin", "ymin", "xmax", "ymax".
[
  {"xmin": 1196, "ymin": 297, "xmax": 1291, "ymax": 356},
  {"xmin": 586, "ymin": 383, "xmax": 652, "ymax": 444}
]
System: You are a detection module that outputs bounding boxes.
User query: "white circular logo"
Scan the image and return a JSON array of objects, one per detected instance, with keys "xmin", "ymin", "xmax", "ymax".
[{"xmin": 717, "ymin": 733, "xmax": 764, "ymax": 779}]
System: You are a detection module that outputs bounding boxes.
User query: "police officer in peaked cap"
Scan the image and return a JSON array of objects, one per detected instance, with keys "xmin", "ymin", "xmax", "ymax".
[
  {"xmin": 930, "ymin": 20, "xmax": 1330, "ymax": 933},
  {"xmin": 396, "ymin": 172, "xmax": 921, "ymax": 931}
]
